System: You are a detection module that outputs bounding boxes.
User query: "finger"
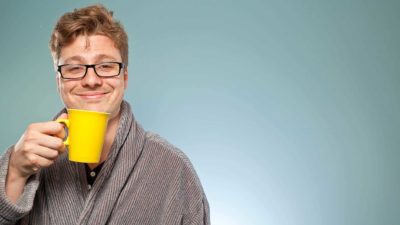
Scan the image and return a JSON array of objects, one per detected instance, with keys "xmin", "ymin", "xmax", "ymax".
[
  {"xmin": 27, "ymin": 154, "xmax": 55, "ymax": 169},
  {"xmin": 35, "ymin": 133, "xmax": 65, "ymax": 151},
  {"xmin": 54, "ymin": 126, "xmax": 66, "ymax": 140},
  {"xmin": 30, "ymin": 145, "xmax": 60, "ymax": 160},
  {"xmin": 54, "ymin": 113, "xmax": 68, "ymax": 139},
  {"xmin": 28, "ymin": 121, "xmax": 65, "ymax": 136},
  {"xmin": 57, "ymin": 113, "xmax": 68, "ymax": 120}
]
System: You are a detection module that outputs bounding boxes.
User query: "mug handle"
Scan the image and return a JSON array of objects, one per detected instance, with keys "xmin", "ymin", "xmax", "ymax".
[{"xmin": 56, "ymin": 118, "xmax": 70, "ymax": 146}]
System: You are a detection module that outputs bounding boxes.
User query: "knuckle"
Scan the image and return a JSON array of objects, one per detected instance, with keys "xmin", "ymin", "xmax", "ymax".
[
  {"xmin": 27, "ymin": 123, "xmax": 38, "ymax": 131},
  {"xmin": 44, "ymin": 160, "xmax": 55, "ymax": 167},
  {"xmin": 50, "ymin": 150, "xmax": 59, "ymax": 159},
  {"xmin": 56, "ymin": 139, "xmax": 64, "ymax": 149},
  {"xmin": 21, "ymin": 143, "xmax": 33, "ymax": 153},
  {"xmin": 27, "ymin": 155, "xmax": 38, "ymax": 166},
  {"xmin": 26, "ymin": 124, "xmax": 34, "ymax": 130},
  {"xmin": 51, "ymin": 121, "xmax": 59, "ymax": 130},
  {"xmin": 55, "ymin": 122, "xmax": 64, "ymax": 131},
  {"xmin": 24, "ymin": 131, "xmax": 36, "ymax": 142},
  {"xmin": 59, "ymin": 146, "xmax": 67, "ymax": 154}
]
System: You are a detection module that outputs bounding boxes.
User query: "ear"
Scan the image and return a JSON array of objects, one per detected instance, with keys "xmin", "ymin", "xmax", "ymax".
[
  {"xmin": 56, "ymin": 73, "xmax": 61, "ymax": 94},
  {"xmin": 123, "ymin": 67, "xmax": 128, "ymax": 90}
]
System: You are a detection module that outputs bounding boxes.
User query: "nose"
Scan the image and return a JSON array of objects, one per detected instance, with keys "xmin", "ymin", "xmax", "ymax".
[{"xmin": 81, "ymin": 67, "xmax": 102, "ymax": 87}]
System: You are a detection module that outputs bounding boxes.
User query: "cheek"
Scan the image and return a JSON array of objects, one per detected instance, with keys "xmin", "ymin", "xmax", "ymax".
[
  {"xmin": 112, "ymin": 78, "xmax": 126, "ymax": 93},
  {"xmin": 60, "ymin": 84, "xmax": 69, "ymax": 94},
  {"xmin": 59, "ymin": 82, "xmax": 75, "ymax": 97}
]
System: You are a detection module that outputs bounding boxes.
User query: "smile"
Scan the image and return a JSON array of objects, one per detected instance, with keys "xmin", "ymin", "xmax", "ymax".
[{"xmin": 77, "ymin": 92, "xmax": 108, "ymax": 99}]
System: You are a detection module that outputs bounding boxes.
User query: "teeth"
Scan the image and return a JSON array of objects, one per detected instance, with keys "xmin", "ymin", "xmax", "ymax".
[{"xmin": 79, "ymin": 93, "xmax": 106, "ymax": 99}]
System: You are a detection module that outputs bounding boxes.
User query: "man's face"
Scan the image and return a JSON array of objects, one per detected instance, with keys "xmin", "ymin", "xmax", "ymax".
[{"xmin": 56, "ymin": 35, "xmax": 128, "ymax": 120}]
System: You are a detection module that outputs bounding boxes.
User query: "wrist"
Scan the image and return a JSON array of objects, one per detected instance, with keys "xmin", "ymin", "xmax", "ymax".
[
  {"xmin": 7, "ymin": 164, "xmax": 29, "ymax": 184},
  {"xmin": 6, "ymin": 160, "xmax": 29, "ymax": 203},
  {"xmin": 7, "ymin": 151, "xmax": 30, "ymax": 185}
]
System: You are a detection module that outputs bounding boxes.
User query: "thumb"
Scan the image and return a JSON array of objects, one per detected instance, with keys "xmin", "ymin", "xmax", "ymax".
[
  {"xmin": 57, "ymin": 113, "xmax": 68, "ymax": 120},
  {"xmin": 54, "ymin": 113, "xmax": 68, "ymax": 148}
]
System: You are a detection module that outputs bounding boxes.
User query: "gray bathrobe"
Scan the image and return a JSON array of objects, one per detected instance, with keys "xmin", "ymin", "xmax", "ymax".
[{"xmin": 0, "ymin": 101, "xmax": 210, "ymax": 225}]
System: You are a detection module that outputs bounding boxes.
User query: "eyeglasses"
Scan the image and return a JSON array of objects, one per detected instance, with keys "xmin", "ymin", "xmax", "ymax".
[{"xmin": 57, "ymin": 62, "xmax": 125, "ymax": 80}]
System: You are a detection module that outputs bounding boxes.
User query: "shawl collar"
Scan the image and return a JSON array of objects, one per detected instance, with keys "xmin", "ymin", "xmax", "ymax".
[{"xmin": 78, "ymin": 100, "xmax": 146, "ymax": 224}]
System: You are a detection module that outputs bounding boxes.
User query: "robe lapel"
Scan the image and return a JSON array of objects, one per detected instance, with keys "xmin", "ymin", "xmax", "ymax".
[{"xmin": 76, "ymin": 101, "xmax": 146, "ymax": 225}]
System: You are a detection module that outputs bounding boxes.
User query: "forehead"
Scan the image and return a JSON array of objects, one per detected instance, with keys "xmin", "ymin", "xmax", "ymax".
[{"xmin": 59, "ymin": 35, "xmax": 121, "ymax": 64}]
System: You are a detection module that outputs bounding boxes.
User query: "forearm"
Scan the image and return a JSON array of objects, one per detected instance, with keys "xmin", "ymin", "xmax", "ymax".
[{"xmin": 0, "ymin": 147, "xmax": 39, "ymax": 224}]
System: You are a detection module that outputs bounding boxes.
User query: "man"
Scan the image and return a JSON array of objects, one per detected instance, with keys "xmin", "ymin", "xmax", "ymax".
[{"xmin": 0, "ymin": 4, "xmax": 209, "ymax": 225}]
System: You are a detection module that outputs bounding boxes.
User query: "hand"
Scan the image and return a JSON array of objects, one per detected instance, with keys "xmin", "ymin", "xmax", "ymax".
[{"xmin": 8, "ymin": 113, "xmax": 68, "ymax": 179}]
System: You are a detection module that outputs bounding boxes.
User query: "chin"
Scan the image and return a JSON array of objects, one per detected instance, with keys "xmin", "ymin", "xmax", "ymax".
[
  {"xmin": 65, "ymin": 102, "xmax": 105, "ymax": 112},
  {"xmin": 84, "ymin": 105, "xmax": 109, "ymax": 113}
]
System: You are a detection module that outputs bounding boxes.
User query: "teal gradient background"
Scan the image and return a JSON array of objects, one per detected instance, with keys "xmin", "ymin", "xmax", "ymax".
[{"xmin": 1, "ymin": 1, "xmax": 399, "ymax": 224}]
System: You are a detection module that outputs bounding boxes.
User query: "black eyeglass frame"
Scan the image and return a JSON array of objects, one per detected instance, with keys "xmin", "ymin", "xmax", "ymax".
[{"xmin": 57, "ymin": 62, "xmax": 125, "ymax": 80}]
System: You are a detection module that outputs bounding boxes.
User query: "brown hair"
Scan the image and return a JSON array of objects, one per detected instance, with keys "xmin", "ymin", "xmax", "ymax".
[{"xmin": 49, "ymin": 4, "xmax": 128, "ymax": 65}]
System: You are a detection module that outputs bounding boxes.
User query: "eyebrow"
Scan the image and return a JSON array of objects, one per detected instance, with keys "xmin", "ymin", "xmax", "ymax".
[{"xmin": 63, "ymin": 54, "xmax": 119, "ymax": 64}]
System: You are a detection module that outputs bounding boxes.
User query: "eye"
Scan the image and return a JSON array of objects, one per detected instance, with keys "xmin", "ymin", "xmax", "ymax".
[
  {"xmin": 64, "ymin": 65, "xmax": 84, "ymax": 74},
  {"xmin": 97, "ymin": 63, "xmax": 117, "ymax": 71}
]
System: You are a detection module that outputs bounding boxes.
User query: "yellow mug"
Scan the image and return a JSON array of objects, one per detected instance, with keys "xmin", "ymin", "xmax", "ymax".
[{"xmin": 56, "ymin": 109, "xmax": 110, "ymax": 163}]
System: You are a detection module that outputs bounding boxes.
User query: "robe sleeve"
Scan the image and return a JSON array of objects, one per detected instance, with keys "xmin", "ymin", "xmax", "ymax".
[
  {"xmin": 186, "ymin": 198, "xmax": 210, "ymax": 225},
  {"xmin": 178, "ymin": 149, "xmax": 210, "ymax": 225},
  {"xmin": 0, "ymin": 146, "xmax": 40, "ymax": 225}
]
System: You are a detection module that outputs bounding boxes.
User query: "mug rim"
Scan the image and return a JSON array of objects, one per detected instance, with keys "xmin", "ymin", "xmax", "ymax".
[{"xmin": 66, "ymin": 108, "xmax": 110, "ymax": 115}]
